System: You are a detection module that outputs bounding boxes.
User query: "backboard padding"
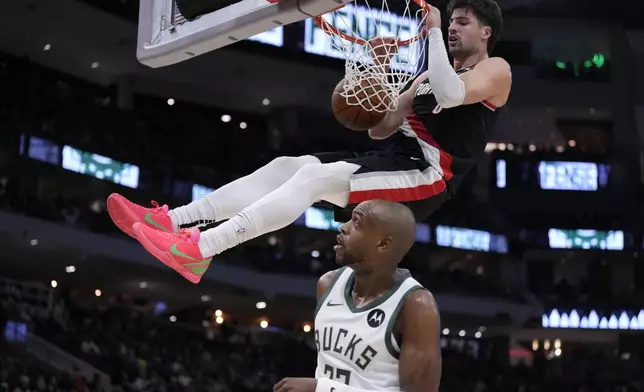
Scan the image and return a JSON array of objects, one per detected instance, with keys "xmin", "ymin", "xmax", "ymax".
[{"xmin": 137, "ymin": 0, "xmax": 351, "ymax": 67}]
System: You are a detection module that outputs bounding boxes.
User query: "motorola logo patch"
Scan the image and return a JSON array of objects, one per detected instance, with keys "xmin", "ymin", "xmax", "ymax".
[{"xmin": 367, "ymin": 309, "xmax": 386, "ymax": 328}]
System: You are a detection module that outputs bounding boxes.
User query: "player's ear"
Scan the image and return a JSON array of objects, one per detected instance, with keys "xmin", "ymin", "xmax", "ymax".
[
  {"xmin": 481, "ymin": 25, "xmax": 491, "ymax": 40},
  {"xmin": 376, "ymin": 236, "xmax": 393, "ymax": 251}
]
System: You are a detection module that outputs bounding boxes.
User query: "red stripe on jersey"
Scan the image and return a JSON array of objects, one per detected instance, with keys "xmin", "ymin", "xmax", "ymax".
[
  {"xmin": 481, "ymin": 100, "xmax": 496, "ymax": 111},
  {"xmin": 407, "ymin": 112, "xmax": 454, "ymax": 181},
  {"xmin": 348, "ymin": 181, "xmax": 447, "ymax": 204}
]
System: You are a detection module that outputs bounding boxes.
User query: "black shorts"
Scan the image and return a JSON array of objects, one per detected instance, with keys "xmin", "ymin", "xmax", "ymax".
[{"xmin": 314, "ymin": 151, "xmax": 449, "ymax": 221}]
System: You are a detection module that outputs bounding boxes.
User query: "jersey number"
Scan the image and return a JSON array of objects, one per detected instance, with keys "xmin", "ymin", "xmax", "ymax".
[{"xmin": 324, "ymin": 364, "xmax": 352, "ymax": 385}]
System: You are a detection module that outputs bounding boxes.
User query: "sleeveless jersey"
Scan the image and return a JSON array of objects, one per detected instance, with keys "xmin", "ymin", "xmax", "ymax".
[
  {"xmin": 314, "ymin": 267, "xmax": 425, "ymax": 391},
  {"xmin": 387, "ymin": 67, "xmax": 500, "ymax": 192}
]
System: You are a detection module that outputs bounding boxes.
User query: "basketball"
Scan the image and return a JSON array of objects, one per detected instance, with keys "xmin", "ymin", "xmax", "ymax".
[{"xmin": 332, "ymin": 79, "xmax": 389, "ymax": 131}]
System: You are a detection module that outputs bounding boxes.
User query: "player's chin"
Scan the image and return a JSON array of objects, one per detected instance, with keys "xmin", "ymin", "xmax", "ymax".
[
  {"xmin": 447, "ymin": 43, "xmax": 462, "ymax": 55},
  {"xmin": 334, "ymin": 252, "xmax": 347, "ymax": 265},
  {"xmin": 335, "ymin": 250, "xmax": 357, "ymax": 266}
]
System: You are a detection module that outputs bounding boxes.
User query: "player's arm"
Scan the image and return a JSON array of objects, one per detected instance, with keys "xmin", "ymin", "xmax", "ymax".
[
  {"xmin": 457, "ymin": 57, "xmax": 512, "ymax": 105},
  {"xmin": 367, "ymin": 87, "xmax": 415, "ymax": 140},
  {"xmin": 317, "ymin": 269, "xmax": 339, "ymax": 301},
  {"xmin": 397, "ymin": 289, "xmax": 442, "ymax": 392},
  {"xmin": 425, "ymin": 26, "xmax": 511, "ymax": 108}
]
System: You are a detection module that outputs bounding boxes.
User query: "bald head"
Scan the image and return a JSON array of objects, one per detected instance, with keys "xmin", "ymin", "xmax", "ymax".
[{"xmin": 360, "ymin": 200, "xmax": 417, "ymax": 258}]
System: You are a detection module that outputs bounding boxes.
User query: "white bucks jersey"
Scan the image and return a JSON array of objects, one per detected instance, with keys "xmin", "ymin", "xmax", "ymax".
[{"xmin": 314, "ymin": 267, "xmax": 424, "ymax": 391}]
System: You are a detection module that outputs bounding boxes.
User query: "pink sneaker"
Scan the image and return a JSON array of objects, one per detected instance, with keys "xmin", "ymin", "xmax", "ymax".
[
  {"xmin": 133, "ymin": 222, "xmax": 211, "ymax": 284},
  {"xmin": 107, "ymin": 193, "xmax": 174, "ymax": 239}
]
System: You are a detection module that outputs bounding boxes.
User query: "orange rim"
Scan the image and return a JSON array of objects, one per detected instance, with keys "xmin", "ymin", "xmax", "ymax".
[{"xmin": 313, "ymin": 0, "xmax": 431, "ymax": 47}]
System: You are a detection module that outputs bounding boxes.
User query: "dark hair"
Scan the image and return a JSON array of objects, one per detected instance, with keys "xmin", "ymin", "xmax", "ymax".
[{"xmin": 446, "ymin": 0, "xmax": 503, "ymax": 54}]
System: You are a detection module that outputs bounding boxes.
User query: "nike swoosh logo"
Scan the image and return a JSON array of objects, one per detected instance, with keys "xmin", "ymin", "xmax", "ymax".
[
  {"xmin": 170, "ymin": 244, "xmax": 198, "ymax": 261},
  {"xmin": 327, "ymin": 302, "xmax": 343, "ymax": 307},
  {"xmin": 183, "ymin": 259, "xmax": 211, "ymax": 276},
  {"xmin": 144, "ymin": 213, "xmax": 170, "ymax": 232}
]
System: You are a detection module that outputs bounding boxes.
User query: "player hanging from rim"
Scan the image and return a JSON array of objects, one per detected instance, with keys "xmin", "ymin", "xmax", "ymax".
[
  {"xmin": 274, "ymin": 200, "xmax": 441, "ymax": 392},
  {"xmin": 107, "ymin": 0, "xmax": 511, "ymax": 284}
]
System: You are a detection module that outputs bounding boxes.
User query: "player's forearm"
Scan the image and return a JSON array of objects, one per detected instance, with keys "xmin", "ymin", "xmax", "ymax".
[
  {"xmin": 368, "ymin": 111, "xmax": 401, "ymax": 139},
  {"xmin": 368, "ymin": 89, "xmax": 413, "ymax": 139},
  {"xmin": 315, "ymin": 378, "xmax": 383, "ymax": 392},
  {"xmin": 426, "ymin": 28, "xmax": 465, "ymax": 108}
]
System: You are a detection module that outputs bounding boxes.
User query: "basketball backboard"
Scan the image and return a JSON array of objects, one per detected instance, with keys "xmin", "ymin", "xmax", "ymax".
[{"xmin": 137, "ymin": 0, "xmax": 352, "ymax": 68}]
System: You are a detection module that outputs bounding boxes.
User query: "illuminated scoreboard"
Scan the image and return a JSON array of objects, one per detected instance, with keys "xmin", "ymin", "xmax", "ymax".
[
  {"xmin": 495, "ymin": 159, "xmax": 610, "ymax": 192},
  {"xmin": 490, "ymin": 153, "xmax": 617, "ymax": 213}
]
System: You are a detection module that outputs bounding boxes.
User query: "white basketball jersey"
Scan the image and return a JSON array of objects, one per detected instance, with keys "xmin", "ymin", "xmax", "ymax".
[{"xmin": 314, "ymin": 267, "xmax": 424, "ymax": 391}]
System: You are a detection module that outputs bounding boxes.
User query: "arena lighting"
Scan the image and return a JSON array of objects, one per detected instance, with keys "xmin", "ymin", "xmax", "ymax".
[
  {"xmin": 239, "ymin": 122, "xmax": 248, "ymax": 129},
  {"xmin": 303, "ymin": 324, "xmax": 312, "ymax": 332},
  {"xmin": 139, "ymin": 282, "xmax": 148, "ymax": 289},
  {"xmin": 554, "ymin": 54, "xmax": 605, "ymax": 71},
  {"xmin": 167, "ymin": 98, "xmax": 175, "ymax": 106},
  {"xmin": 256, "ymin": 301, "xmax": 267, "ymax": 309},
  {"xmin": 260, "ymin": 319, "xmax": 269, "ymax": 328},
  {"xmin": 43, "ymin": 44, "xmax": 51, "ymax": 51},
  {"xmin": 474, "ymin": 332, "xmax": 482, "ymax": 339},
  {"xmin": 50, "ymin": 280, "xmax": 58, "ymax": 288},
  {"xmin": 192, "ymin": 184, "xmax": 215, "ymax": 202},
  {"xmin": 262, "ymin": 98, "xmax": 271, "ymax": 106},
  {"xmin": 155, "ymin": 302, "xmax": 167, "ymax": 315},
  {"xmin": 214, "ymin": 309, "xmax": 223, "ymax": 317},
  {"xmin": 568, "ymin": 140, "xmax": 576, "ymax": 147},
  {"xmin": 30, "ymin": 239, "xmax": 38, "ymax": 246},
  {"xmin": 215, "ymin": 316, "xmax": 224, "ymax": 324},
  {"xmin": 221, "ymin": 114, "xmax": 231, "ymax": 123},
  {"xmin": 542, "ymin": 309, "xmax": 644, "ymax": 330},
  {"xmin": 442, "ymin": 328, "xmax": 449, "ymax": 335},
  {"xmin": 65, "ymin": 265, "xmax": 76, "ymax": 273},
  {"xmin": 169, "ymin": 315, "xmax": 177, "ymax": 322},
  {"xmin": 311, "ymin": 250, "xmax": 320, "ymax": 258},
  {"xmin": 94, "ymin": 289, "xmax": 102, "ymax": 297},
  {"xmin": 201, "ymin": 295, "xmax": 211, "ymax": 302},
  {"xmin": 458, "ymin": 330, "xmax": 466, "ymax": 337},
  {"xmin": 91, "ymin": 62, "xmax": 100, "ymax": 69}
]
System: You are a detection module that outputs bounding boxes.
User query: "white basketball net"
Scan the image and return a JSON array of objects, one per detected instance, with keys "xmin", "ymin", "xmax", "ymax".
[{"xmin": 317, "ymin": 1, "xmax": 428, "ymax": 112}]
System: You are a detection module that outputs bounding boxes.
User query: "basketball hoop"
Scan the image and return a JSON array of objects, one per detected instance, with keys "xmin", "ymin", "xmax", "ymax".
[{"xmin": 314, "ymin": 0, "xmax": 431, "ymax": 112}]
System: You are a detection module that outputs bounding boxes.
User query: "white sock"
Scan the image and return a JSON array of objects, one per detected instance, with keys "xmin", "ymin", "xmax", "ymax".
[
  {"xmin": 168, "ymin": 199, "xmax": 215, "ymax": 227},
  {"xmin": 168, "ymin": 156, "xmax": 320, "ymax": 226},
  {"xmin": 197, "ymin": 210, "xmax": 256, "ymax": 256},
  {"xmin": 197, "ymin": 161, "xmax": 359, "ymax": 257}
]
